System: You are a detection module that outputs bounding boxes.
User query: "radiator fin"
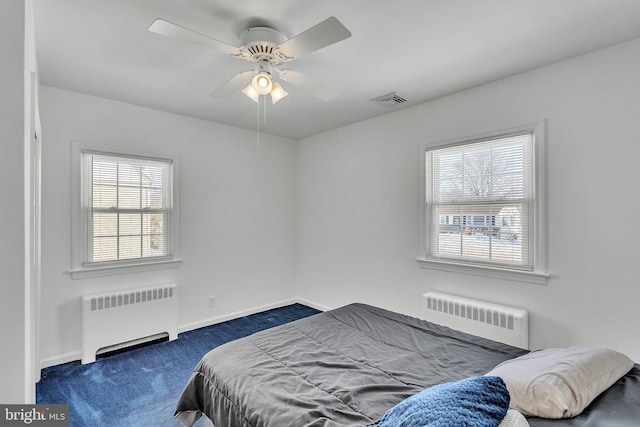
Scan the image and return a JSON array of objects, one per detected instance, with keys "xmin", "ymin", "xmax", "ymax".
[
  {"xmin": 89, "ymin": 285, "xmax": 175, "ymax": 311},
  {"xmin": 423, "ymin": 291, "xmax": 529, "ymax": 349}
]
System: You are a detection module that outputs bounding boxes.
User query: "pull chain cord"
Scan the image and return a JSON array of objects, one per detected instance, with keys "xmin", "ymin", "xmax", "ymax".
[
  {"xmin": 256, "ymin": 95, "xmax": 269, "ymax": 147},
  {"xmin": 264, "ymin": 94, "xmax": 267, "ymax": 125},
  {"xmin": 256, "ymin": 95, "xmax": 260, "ymax": 146}
]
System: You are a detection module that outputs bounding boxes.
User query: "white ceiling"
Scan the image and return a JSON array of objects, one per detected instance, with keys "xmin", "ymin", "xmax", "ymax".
[{"xmin": 33, "ymin": 0, "xmax": 640, "ymax": 140}]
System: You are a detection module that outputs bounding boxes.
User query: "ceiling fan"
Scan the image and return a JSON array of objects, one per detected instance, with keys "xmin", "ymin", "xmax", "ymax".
[{"xmin": 149, "ymin": 16, "xmax": 351, "ymax": 104}]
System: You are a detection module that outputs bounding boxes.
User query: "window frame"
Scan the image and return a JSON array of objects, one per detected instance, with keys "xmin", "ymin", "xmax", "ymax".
[
  {"xmin": 417, "ymin": 122, "xmax": 548, "ymax": 285},
  {"xmin": 70, "ymin": 142, "xmax": 181, "ymax": 279}
]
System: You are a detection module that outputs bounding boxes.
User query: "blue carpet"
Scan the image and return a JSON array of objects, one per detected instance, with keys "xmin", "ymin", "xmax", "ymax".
[{"xmin": 36, "ymin": 303, "xmax": 320, "ymax": 427}]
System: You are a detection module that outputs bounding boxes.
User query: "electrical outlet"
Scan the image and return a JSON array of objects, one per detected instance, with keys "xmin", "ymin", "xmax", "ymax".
[{"xmin": 208, "ymin": 296, "xmax": 217, "ymax": 308}]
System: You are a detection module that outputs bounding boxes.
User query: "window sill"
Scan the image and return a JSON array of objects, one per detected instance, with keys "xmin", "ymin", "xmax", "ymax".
[
  {"xmin": 416, "ymin": 257, "xmax": 548, "ymax": 285},
  {"xmin": 69, "ymin": 258, "xmax": 182, "ymax": 280}
]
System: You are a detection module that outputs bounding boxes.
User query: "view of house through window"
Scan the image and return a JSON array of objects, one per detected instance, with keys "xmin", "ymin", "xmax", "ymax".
[
  {"xmin": 82, "ymin": 151, "xmax": 173, "ymax": 265},
  {"xmin": 425, "ymin": 132, "xmax": 534, "ymax": 270}
]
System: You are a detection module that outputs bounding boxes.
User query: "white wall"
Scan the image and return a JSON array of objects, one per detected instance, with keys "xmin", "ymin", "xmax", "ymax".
[
  {"xmin": 0, "ymin": 0, "xmax": 27, "ymax": 403},
  {"xmin": 296, "ymin": 38, "xmax": 640, "ymax": 361},
  {"xmin": 39, "ymin": 87, "xmax": 298, "ymax": 365}
]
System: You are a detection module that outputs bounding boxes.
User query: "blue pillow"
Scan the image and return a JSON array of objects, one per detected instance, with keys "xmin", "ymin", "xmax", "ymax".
[{"xmin": 369, "ymin": 376, "xmax": 510, "ymax": 427}]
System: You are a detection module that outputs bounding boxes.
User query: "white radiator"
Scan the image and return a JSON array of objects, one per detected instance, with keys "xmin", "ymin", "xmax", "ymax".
[
  {"xmin": 423, "ymin": 291, "xmax": 529, "ymax": 349},
  {"xmin": 81, "ymin": 283, "xmax": 178, "ymax": 364}
]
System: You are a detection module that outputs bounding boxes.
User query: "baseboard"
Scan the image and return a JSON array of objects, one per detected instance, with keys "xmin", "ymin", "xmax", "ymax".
[
  {"xmin": 294, "ymin": 297, "xmax": 333, "ymax": 312},
  {"xmin": 40, "ymin": 351, "xmax": 82, "ymax": 370},
  {"xmin": 40, "ymin": 297, "xmax": 330, "ymax": 370},
  {"xmin": 177, "ymin": 298, "xmax": 303, "ymax": 333}
]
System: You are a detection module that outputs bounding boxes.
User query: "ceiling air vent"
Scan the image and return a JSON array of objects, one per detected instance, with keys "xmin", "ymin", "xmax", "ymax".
[{"xmin": 371, "ymin": 92, "xmax": 407, "ymax": 108}]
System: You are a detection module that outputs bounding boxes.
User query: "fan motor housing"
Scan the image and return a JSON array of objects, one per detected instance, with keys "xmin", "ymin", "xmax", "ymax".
[{"xmin": 239, "ymin": 26, "xmax": 289, "ymax": 64}]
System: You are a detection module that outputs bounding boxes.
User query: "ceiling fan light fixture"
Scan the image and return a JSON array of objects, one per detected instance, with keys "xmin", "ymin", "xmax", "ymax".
[
  {"xmin": 251, "ymin": 72, "xmax": 272, "ymax": 95},
  {"xmin": 150, "ymin": 17, "xmax": 352, "ymax": 106},
  {"xmin": 242, "ymin": 84, "xmax": 260, "ymax": 103},
  {"xmin": 269, "ymin": 82, "xmax": 288, "ymax": 104}
]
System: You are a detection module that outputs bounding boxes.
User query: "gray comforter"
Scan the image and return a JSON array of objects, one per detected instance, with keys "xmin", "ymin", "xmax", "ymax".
[
  {"xmin": 175, "ymin": 303, "xmax": 640, "ymax": 426},
  {"xmin": 174, "ymin": 303, "xmax": 526, "ymax": 426}
]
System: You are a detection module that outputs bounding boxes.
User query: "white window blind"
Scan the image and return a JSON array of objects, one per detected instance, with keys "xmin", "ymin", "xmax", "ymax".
[
  {"xmin": 426, "ymin": 132, "xmax": 535, "ymax": 270},
  {"xmin": 82, "ymin": 151, "xmax": 173, "ymax": 266}
]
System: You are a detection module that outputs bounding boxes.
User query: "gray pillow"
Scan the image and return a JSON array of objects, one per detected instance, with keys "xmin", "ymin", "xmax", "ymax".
[{"xmin": 486, "ymin": 347, "xmax": 634, "ymax": 419}]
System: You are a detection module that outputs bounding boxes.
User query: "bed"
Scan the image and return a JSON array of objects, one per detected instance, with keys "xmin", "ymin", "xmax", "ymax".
[{"xmin": 174, "ymin": 303, "xmax": 640, "ymax": 426}]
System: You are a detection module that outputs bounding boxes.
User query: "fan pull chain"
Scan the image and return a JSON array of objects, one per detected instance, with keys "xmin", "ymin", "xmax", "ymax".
[
  {"xmin": 255, "ymin": 95, "xmax": 269, "ymax": 147},
  {"xmin": 256, "ymin": 95, "xmax": 260, "ymax": 147}
]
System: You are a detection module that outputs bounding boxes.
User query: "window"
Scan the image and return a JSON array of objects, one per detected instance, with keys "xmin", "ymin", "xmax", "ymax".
[
  {"xmin": 71, "ymin": 143, "xmax": 180, "ymax": 278},
  {"xmin": 418, "ymin": 123, "xmax": 547, "ymax": 284}
]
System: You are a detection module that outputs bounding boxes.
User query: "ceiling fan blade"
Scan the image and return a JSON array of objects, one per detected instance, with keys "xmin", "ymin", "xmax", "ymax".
[
  {"xmin": 211, "ymin": 70, "xmax": 254, "ymax": 98},
  {"xmin": 149, "ymin": 18, "xmax": 239, "ymax": 55},
  {"xmin": 279, "ymin": 69, "xmax": 340, "ymax": 101},
  {"xmin": 277, "ymin": 17, "xmax": 351, "ymax": 60}
]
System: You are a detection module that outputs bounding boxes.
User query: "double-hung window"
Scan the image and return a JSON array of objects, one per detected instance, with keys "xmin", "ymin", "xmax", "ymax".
[
  {"xmin": 71, "ymin": 144, "xmax": 180, "ymax": 278},
  {"xmin": 419, "ymin": 123, "xmax": 547, "ymax": 284}
]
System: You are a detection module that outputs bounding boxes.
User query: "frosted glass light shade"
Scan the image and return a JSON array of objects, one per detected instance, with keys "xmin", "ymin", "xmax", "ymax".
[
  {"xmin": 269, "ymin": 82, "xmax": 288, "ymax": 104},
  {"xmin": 251, "ymin": 72, "xmax": 272, "ymax": 95},
  {"xmin": 242, "ymin": 84, "xmax": 260, "ymax": 103}
]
